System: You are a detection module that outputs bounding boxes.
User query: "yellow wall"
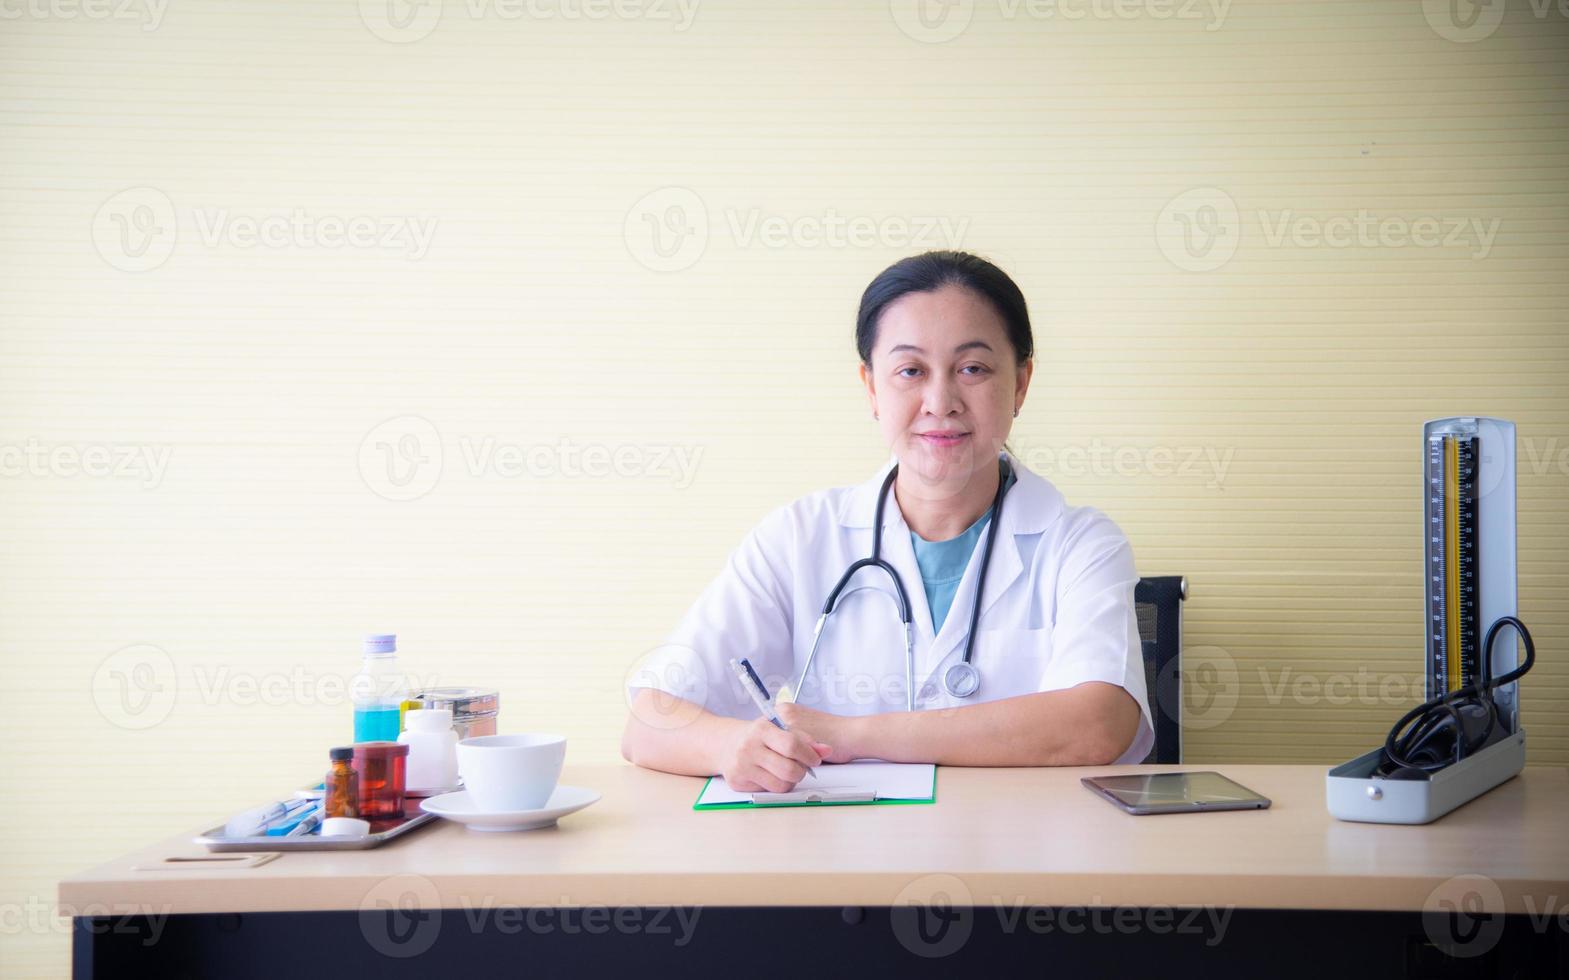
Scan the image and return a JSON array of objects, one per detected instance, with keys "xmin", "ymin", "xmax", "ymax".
[{"xmin": 2, "ymin": 0, "xmax": 1566, "ymax": 974}]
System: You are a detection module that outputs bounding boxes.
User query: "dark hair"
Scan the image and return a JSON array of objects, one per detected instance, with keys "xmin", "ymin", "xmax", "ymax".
[{"xmin": 855, "ymin": 250, "xmax": 1033, "ymax": 366}]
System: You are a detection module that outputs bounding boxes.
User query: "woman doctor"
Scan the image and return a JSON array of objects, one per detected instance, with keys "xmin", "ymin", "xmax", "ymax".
[{"xmin": 622, "ymin": 251, "xmax": 1154, "ymax": 794}]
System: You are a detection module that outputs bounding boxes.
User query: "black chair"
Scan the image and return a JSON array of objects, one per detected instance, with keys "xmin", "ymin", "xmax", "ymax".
[{"xmin": 1135, "ymin": 575, "xmax": 1187, "ymax": 763}]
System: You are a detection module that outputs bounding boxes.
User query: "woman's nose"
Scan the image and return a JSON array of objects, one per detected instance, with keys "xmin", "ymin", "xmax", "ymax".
[{"xmin": 921, "ymin": 376, "xmax": 963, "ymax": 416}]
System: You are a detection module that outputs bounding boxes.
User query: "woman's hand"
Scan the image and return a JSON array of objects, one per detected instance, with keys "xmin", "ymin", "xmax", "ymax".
[
  {"xmin": 776, "ymin": 702, "xmax": 863, "ymax": 764},
  {"xmin": 717, "ymin": 717, "xmax": 831, "ymax": 793}
]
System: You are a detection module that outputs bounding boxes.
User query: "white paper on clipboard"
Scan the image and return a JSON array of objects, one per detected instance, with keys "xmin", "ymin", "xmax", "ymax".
[{"xmin": 695, "ymin": 760, "xmax": 936, "ymax": 806}]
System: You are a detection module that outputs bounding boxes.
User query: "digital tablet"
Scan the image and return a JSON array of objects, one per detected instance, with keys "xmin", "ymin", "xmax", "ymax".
[{"xmin": 1081, "ymin": 771, "xmax": 1271, "ymax": 815}]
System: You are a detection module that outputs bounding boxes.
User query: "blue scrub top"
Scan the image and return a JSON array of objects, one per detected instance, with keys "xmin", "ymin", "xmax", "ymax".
[{"xmin": 909, "ymin": 466, "xmax": 1018, "ymax": 633}]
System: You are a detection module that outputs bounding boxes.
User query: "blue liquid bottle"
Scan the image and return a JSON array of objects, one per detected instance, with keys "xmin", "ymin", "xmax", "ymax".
[{"xmin": 351, "ymin": 634, "xmax": 407, "ymax": 742}]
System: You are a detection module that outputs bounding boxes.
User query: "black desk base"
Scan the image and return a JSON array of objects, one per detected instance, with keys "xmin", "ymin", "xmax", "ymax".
[{"xmin": 74, "ymin": 906, "xmax": 1564, "ymax": 979}]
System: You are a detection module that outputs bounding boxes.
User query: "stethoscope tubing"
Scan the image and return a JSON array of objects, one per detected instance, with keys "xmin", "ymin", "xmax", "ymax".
[{"xmin": 792, "ymin": 457, "xmax": 1012, "ymax": 711}]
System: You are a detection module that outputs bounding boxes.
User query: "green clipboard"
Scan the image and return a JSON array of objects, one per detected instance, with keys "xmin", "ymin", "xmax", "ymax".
[{"xmin": 692, "ymin": 768, "xmax": 938, "ymax": 810}]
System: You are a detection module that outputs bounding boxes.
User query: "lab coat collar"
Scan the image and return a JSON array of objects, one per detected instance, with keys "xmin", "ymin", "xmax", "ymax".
[
  {"xmin": 834, "ymin": 450, "xmax": 1065, "ymax": 537},
  {"xmin": 835, "ymin": 451, "xmax": 1066, "ymax": 665}
]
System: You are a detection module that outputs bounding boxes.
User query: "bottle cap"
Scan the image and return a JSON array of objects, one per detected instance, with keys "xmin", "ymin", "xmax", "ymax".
[
  {"xmin": 362, "ymin": 634, "xmax": 397, "ymax": 655},
  {"xmin": 404, "ymin": 708, "xmax": 453, "ymax": 732},
  {"xmin": 329, "ymin": 746, "xmax": 354, "ymax": 762},
  {"xmin": 320, "ymin": 817, "xmax": 371, "ymax": 837}
]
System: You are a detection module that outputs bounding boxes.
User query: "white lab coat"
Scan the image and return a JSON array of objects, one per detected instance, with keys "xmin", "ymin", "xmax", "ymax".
[{"xmin": 629, "ymin": 452, "xmax": 1156, "ymax": 764}]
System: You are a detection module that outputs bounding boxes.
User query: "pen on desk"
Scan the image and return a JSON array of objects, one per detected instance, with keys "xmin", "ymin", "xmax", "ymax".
[{"xmin": 729, "ymin": 658, "xmax": 817, "ymax": 781}]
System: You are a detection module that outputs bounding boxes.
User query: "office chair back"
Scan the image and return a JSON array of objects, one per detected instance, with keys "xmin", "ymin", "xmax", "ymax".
[{"xmin": 1135, "ymin": 575, "xmax": 1187, "ymax": 763}]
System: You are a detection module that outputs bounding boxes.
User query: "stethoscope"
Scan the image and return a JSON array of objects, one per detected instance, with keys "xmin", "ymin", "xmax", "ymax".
[{"xmin": 792, "ymin": 456, "xmax": 1014, "ymax": 711}]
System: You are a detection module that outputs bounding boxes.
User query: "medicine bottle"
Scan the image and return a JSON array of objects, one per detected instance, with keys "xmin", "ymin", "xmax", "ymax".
[{"xmin": 324, "ymin": 746, "xmax": 359, "ymax": 819}]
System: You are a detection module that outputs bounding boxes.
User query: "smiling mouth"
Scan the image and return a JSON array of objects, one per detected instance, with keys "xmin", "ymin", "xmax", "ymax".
[{"xmin": 918, "ymin": 431, "xmax": 970, "ymax": 445}]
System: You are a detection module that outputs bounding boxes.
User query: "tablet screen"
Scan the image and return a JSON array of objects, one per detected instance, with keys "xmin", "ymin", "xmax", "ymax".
[{"xmin": 1085, "ymin": 772, "xmax": 1268, "ymax": 808}]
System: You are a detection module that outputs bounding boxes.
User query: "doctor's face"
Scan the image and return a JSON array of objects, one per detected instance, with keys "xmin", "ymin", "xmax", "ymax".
[{"xmin": 860, "ymin": 284, "xmax": 1031, "ymax": 490}]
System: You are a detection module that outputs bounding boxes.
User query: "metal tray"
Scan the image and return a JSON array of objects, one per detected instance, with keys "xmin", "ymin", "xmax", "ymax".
[{"xmin": 194, "ymin": 804, "xmax": 438, "ymax": 852}]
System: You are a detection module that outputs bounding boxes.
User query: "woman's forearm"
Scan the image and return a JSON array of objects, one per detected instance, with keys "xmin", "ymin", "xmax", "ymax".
[
  {"xmin": 850, "ymin": 682, "xmax": 1141, "ymax": 767},
  {"xmin": 620, "ymin": 688, "xmax": 746, "ymax": 776}
]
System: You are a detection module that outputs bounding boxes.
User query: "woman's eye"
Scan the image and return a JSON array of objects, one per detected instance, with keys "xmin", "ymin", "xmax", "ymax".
[
  {"xmin": 896, "ymin": 366, "xmax": 922, "ymax": 379},
  {"xmin": 960, "ymin": 364, "xmax": 990, "ymax": 376}
]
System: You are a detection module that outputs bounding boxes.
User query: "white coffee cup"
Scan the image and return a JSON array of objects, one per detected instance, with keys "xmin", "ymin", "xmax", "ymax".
[{"xmin": 457, "ymin": 733, "xmax": 566, "ymax": 812}]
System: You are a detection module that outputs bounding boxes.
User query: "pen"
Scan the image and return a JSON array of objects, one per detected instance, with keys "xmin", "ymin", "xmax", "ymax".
[{"xmin": 729, "ymin": 658, "xmax": 817, "ymax": 781}]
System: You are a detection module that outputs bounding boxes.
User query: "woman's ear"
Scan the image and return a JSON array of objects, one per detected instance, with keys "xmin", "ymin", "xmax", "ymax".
[
  {"xmin": 859, "ymin": 362, "xmax": 878, "ymax": 419},
  {"xmin": 1014, "ymin": 357, "xmax": 1034, "ymax": 415}
]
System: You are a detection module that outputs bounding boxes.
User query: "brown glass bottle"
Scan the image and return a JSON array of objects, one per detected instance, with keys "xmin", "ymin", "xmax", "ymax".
[{"xmin": 324, "ymin": 746, "xmax": 359, "ymax": 818}]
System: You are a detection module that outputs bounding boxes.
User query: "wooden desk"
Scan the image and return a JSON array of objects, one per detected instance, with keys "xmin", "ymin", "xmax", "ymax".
[{"xmin": 60, "ymin": 763, "xmax": 1569, "ymax": 978}]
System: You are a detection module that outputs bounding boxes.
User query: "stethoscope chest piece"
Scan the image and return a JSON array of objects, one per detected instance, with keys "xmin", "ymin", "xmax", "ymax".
[{"xmin": 943, "ymin": 660, "xmax": 980, "ymax": 699}]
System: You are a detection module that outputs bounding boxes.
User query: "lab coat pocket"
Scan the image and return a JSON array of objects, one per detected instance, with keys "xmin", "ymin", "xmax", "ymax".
[{"xmin": 966, "ymin": 626, "xmax": 1055, "ymax": 700}]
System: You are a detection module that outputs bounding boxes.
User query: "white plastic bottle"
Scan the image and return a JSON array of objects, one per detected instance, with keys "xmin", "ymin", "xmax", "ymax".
[
  {"xmin": 398, "ymin": 708, "xmax": 459, "ymax": 792},
  {"xmin": 351, "ymin": 634, "xmax": 407, "ymax": 742}
]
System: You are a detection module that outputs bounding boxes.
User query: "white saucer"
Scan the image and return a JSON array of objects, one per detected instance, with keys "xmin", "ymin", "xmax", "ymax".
[{"xmin": 420, "ymin": 785, "xmax": 600, "ymax": 832}]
